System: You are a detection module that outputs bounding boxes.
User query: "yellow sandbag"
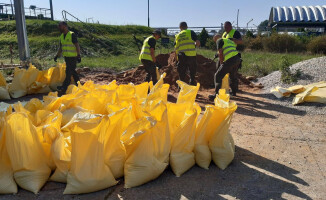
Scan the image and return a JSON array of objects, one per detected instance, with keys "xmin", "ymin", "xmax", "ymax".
[
  {"xmin": 270, "ymin": 86, "xmax": 291, "ymax": 98},
  {"xmin": 168, "ymin": 103, "xmax": 198, "ymax": 177},
  {"xmin": 208, "ymin": 92, "xmax": 237, "ymax": 170},
  {"xmin": 5, "ymin": 113, "xmax": 51, "ymax": 194},
  {"xmin": 0, "ymin": 115, "xmax": 17, "ymax": 194},
  {"xmin": 24, "ymin": 98, "xmax": 43, "ymax": 113},
  {"xmin": 61, "ymin": 106, "xmax": 89, "ymax": 126},
  {"xmin": 304, "ymin": 87, "xmax": 326, "ymax": 104},
  {"xmin": 209, "ymin": 114, "xmax": 235, "ymax": 170},
  {"xmin": 74, "ymin": 89, "xmax": 116, "ymax": 114},
  {"xmin": 133, "ymin": 82, "xmax": 149, "ymax": 103},
  {"xmin": 0, "ymin": 72, "xmax": 6, "ymax": 86},
  {"xmin": 293, "ymin": 87, "xmax": 326, "ymax": 105},
  {"xmin": 194, "ymin": 106, "xmax": 214, "ymax": 169},
  {"xmin": 50, "ymin": 134, "xmax": 71, "ymax": 183},
  {"xmin": 117, "ymin": 84, "xmax": 135, "ymax": 102},
  {"xmin": 0, "ymin": 86, "xmax": 10, "ymax": 100},
  {"xmin": 221, "ymin": 73, "xmax": 230, "ymax": 92},
  {"xmin": 146, "ymin": 73, "xmax": 169, "ymax": 104},
  {"xmin": 287, "ymin": 85, "xmax": 305, "ymax": 94},
  {"xmin": 176, "ymin": 80, "xmax": 200, "ymax": 104},
  {"xmin": 49, "ymin": 63, "xmax": 66, "ymax": 90},
  {"xmin": 102, "ymin": 108, "xmax": 135, "ymax": 179},
  {"xmin": 8, "ymin": 65, "xmax": 40, "ymax": 98},
  {"xmin": 122, "ymin": 111, "xmax": 169, "ymax": 188},
  {"xmin": 64, "ymin": 117, "xmax": 117, "ymax": 194}
]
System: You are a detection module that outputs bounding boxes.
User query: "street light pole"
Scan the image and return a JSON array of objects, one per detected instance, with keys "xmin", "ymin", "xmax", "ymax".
[
  {"xmin": 49, "ymin": 0, "xmax": 54, "ymax": 20},
  {"xmin": 13, "ymin": 0, "xmax": 30, "ymax": 62},
  {"xmin": 147, "ymin": 0, "xmax": 150, "ymax": 27}
]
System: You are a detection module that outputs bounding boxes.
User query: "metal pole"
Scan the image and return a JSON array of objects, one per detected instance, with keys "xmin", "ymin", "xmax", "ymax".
[
  {"xmin": 49, "ymin": 0, "xmax": 54, "ymax": 20},
  {"xmin": 147, "ymin": 0, "xmax": 149, "ymax": 27},
  {"xmin": 13, "ymin": 0, "xmax": 30, "ymax": 62},
  {"xmin": 236, "ymin": 9, "xmax": 239, "ymax": 30},
  {"xmin": 10, "ymin": 0, "xmax": 14, "ymax": 19}
]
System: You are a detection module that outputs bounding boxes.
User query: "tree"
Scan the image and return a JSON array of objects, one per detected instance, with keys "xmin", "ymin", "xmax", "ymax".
[
  {"xmin": 198, "ymin": 28, "xmax": 209, "ymax": 47},
  {"xmin": 258, "ymin": 20, "xmax": 269, "ymax": 31}
]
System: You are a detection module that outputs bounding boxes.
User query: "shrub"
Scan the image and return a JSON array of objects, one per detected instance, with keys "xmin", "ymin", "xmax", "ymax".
[
  {"xmin": 205, "ymin": 38, "xmax": 216, "ymax": 50},
  {"xmin": 307, "ymin": 35, "xmax": 326, "ymax": 54},
  {"xmin": 263, "ymin": 34, "xmax": 305, "ymax": 53},
  {"xmin": 244, "ymin": 36, "xmax": 263, "ymax": 51},
  {"xmin": 198, "ymin": 28, "xmax": 209, "ymax": 47},
  {"xmin": 279, "ymin": 56, "xmax": 301, "ymax": 83}
]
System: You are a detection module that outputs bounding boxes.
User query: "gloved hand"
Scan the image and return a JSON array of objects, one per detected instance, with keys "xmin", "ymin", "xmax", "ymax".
[
  {"xmin": 54, "ymin": 56, "xmax": 58, "ymax": 62},
  {"xmin": 77, "ymin": 55, "xmax": 81, "ymax": 63}
]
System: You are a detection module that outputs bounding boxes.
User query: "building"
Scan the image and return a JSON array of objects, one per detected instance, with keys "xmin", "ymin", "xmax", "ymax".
[{"xmin": 269, "ymin": 5, "xmax": 326, "ymax": 33}]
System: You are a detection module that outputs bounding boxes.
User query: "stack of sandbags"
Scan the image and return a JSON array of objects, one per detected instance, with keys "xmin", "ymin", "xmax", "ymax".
[{"xmin": 0, "ymin": 74, "xmax": 238, "ymax": 195}]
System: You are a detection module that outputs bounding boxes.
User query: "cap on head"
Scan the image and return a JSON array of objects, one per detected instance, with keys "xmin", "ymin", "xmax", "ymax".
[
  {"xmin": 153, "ymin": 29, "xmax": 161, "ymax": 37},
  {"xmin": 179, "ymin": 22, "xmax": 188, "ymax": 29}
]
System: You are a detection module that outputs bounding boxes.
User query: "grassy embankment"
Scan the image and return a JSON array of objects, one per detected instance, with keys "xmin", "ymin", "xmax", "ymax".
[{"xmin": 0, "ymin": 20, "xmax": 322, "ymax": 76}]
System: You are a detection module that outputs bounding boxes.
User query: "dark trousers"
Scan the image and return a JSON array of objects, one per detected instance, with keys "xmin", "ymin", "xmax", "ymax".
[
  {"xmin": 177, "ymin": 54, "xmax": 197, "ymax": 86},
  {"xmin": 141, "ymin": 59, "xmax": 157, "ymax": 85},
  {"xmin": 62, "ymin": 57, "xmax": 80, "ymax": 92},
  {"xmin": 214, "ymin": 55, "xmax": 241, "ymax": 94}
]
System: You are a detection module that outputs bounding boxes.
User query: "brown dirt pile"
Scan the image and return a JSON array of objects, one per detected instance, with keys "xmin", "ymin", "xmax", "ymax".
[{"xmin": 80, "ymin": 52, "xmax": 217, "ymax": 92}]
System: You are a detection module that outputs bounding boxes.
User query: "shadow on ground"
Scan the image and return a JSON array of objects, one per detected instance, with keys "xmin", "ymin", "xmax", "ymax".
[{"xmin": 0, "ymin": 146, "xmax": 311, "ymax": 200}]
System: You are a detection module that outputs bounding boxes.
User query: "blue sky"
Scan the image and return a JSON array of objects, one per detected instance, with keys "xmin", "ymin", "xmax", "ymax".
[{"xmin": 3, "ymin": 0, "xmax": 326, "ymax": 27}]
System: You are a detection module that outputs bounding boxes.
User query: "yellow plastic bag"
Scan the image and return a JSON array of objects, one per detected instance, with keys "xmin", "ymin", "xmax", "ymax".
[
  {"xmin": 8, "ymin": 65, "xmax": 39, "ymax": 98},
  {"xmin": 49, "ymin": 63, "xmax": 66, "ymax": 90},
  {"xmin": 221, "ymin": 73, "xmax": 230, "ymax": 92},
  {"xmin": 168, "ymin": 103, "xmax": 199, "ymax": 177},
  {"xmin": 24, "ymin": 98, "xmax": 44, "ymax": 113},
  {"xmin": 102, "ymin": 108, "xmax": 135, "ymax": 179},
  {"xmin": 0, "ymin": 115, "xmax": 17, "ymax": 194},
  {"xmin": 5, "ymin": 112, "xmax": 51, "ymax": 194},
  {"xmin": 121, "ymin": 105, "xmax": 169, "ymax": 188},
  {"xmin": 0, "ymin": 72, "xmax": 6, "ymax": 86},
  {"xmin": 293, "ymin": 86, "xmax": 326, "ymax": 105},
  {"xmin": 194, "ymin": 106, "xmax": 214, "ymax": 169},
  {"xmin": 209, "ymin": 91, "xmax": 237, "ymax": 170},
  {"xmin": 133, "ymin": 82, "xmax": 149, "ymax": 103},
  {"xmin": 209, "ymin": 114, "xmax": 235, "ymax": 170},
  {"xmin": 0, "ymin": 86, "xmax": 10, "ymax": 100},
  {"xmin": 0, "ymin": 73, "xmax": 10, "ymax": 100},
  {"xmin": 64, "ymin": 117, "xmax": 117, "ymax": 194},
  {"xmin": 176, "ymin": 80, "xmax": 200, "ymax": 104}
]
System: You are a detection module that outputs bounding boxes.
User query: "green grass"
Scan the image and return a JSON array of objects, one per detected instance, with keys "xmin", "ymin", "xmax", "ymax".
[
  {"xmin": 196, "ymin": 49, "xmax": 321, "ymax": 77},
  {"xmin": 0, "ymin": 19, "xmax": 322, "ymax": 78}
]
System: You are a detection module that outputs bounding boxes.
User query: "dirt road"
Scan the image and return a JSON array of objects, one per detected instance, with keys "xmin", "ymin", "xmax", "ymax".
[{"xmin": 1, "ymin": 84, "xmax": 325, "ymax": 200}]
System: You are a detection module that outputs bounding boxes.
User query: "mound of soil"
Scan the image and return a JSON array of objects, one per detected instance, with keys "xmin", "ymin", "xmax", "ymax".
[{"xmin": 80, "ymin": 52, "xmax": 217, "ymax": 92}]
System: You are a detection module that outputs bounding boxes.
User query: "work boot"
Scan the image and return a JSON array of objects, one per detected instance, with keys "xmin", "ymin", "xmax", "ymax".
[{"xmin": 208, "ymin": 94, "xmax": 216, "ymax": 101}]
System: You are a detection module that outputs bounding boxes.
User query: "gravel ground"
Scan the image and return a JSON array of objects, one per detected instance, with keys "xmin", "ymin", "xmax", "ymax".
[{"xmin": 257, "ymin": 56, "xmax": 326, "ymax": 115}]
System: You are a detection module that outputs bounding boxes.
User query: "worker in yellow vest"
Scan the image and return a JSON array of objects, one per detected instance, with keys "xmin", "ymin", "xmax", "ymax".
[
  {"xmin": 221, "ymin": 21, "xmax": 243, "ymax": 95},
  {"xmin": 54, "ymin": 21, "xmax": 81, "ymax": 94},
  {"xmin": 139, "ymin": 30, "xmax": 161, "ymax": 84},
  {"xmin": 174, "ymin": 22, "xmax": 200, "ymax": 86},
  {"xmin": 222, "ymin": 21, "xmax": 243, "ymax": 45},
  {"xmin": 208, "ymin": 35, "xmax": 241, "ymax": 101}
]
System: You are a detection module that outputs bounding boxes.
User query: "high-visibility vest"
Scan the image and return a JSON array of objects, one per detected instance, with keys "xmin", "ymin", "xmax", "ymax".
[
  {"xmin": 222, "ymin": 39, "xmax": 238, "ymax": 62},
  {"xmin": 222, "ymin": 29, "xmax": 236, "ymax": 39},
  {"xmin": 174, "ymin": 30, "xmax": 196, "ymax": 56},
  {"xmin": 60, "ymin": 31, "xmax": 77, "ymax": 57},
  {"xmin": 139, "ymin": 36, "xmax": 155, "ymax": 61}
]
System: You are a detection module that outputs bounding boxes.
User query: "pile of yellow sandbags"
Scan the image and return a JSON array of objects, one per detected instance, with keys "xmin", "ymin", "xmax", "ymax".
[
  {"xmin": 0, "ymin": 74, "xmax": 237, "ymax": 195},
  {"xmin": 271, "ymin": 81, "xmax": 326, "ymax": 105},
  {"xmin": 0, "ymin": 63, "xmax": 66, "ymax": 100}
]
